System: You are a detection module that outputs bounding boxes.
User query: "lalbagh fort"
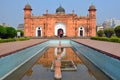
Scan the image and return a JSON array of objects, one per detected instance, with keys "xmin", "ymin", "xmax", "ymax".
[
  {"xmin": 24, "ymin": 4, "xmax": 96, "ymax": 38},
  {"xmin": 1, "ymin": 2, "xmax": 120, "ymax": 80}
]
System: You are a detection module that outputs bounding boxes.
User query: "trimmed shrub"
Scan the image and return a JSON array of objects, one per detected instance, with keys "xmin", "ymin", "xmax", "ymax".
[
  {"xmin": 110, "ymin": 37, "xmax": 119, "ymax": 42},
  {"xmin": 114, "ymin": 25, "xmax": 120, "ymax": 37},
  {"xmin": 104, "ymin": 28, "xmax": 114, "ymax": 38},
  {"xmin": 0, "ymin": 37, "xmax": 30, "ymax": 43},
  {"xmin": 91, "ymin": 37, "xmax": 109, "ymax": 41},
  {"xmin": 91, "ymin": 36, "xmax": 120, "ymax": 43},
  {"xmin": 97, "ymin": 30, "xmax": 104, "ymax": 37},
  {"xmin": 0, "ymin": 26, "xmax": 7, "ymax": 38},
  {"xmin": 5, "ymin": 27, "xmax": 17, "ymax": 38},
  {"xmin": 16, "ymin": 37, "xmax": 30, "ymax": 41},
  {"xmin": 0, "ymin": 38, "xmax": 15, "ymax": 43}
]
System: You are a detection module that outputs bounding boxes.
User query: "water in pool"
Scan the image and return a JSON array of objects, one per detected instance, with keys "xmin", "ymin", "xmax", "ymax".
[{"xmin": 20, "ymin": 47, "xmax": 110, "ymax": 80}]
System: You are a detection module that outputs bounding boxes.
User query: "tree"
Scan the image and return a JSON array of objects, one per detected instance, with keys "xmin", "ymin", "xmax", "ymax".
[
  {"xmin": 5, "ymin": 27, "xmax": 17, "ymax": 38},
  {"xmin": 0, "ymin": 25, "xmax": 7, "ymax": 38},
  {"xmin": 104, "ymin": 28, "xmax": 114, "ymax": 38},
  {"xmin": 114, "ymin": 25, "xmax": 120, "ymax": 37},
  {"xmin": 97, "ymin": 30, "xmax": 104, "ymax": 37},
  {"xmin": 17, "ymin": 30, "xmax": 24, "ymax": 37}
]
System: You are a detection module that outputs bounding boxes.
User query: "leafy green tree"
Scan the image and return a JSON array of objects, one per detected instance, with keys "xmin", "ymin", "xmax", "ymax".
[
  {"xmin": 0, "ymin": 25, "xmax": 7, "ymax": 38},
  {"xmin": 104, "ymin": 28, "xmax": 114, "ymax": 38},
  {"xmin": 114, "ymin": 25, "xmax": 120, "ymax": 37},
  {"xmin": 17, "ymin": 30, "xmax": 24, "ymax": 37},
  {"xmin": 5, "ymin": 27, "xmax": 17, "ymax": 38},
  {"xmin": 97, "ymin": 30, "xmax": 104, "ymax": 37}
]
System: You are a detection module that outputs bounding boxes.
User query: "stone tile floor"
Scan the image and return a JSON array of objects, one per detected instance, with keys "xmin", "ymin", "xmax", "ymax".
[
  {"xmin": 73, "ymin": 39, "xmax": 120, "ymax": 60},
  {"xmin": 0, "ymin": 39, "xmax": 48, "ymax": 57}
]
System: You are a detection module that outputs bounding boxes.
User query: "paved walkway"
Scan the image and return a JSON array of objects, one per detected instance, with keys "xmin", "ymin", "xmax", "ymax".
[
  {"xmin": 72, "ymin": 39, "xmax": 120, "ymax": 60},
  {"xmin": 0, "ymin": 39, "xmax": 48, "ymax": 57},
  {"xmin": 0, "ymin": 39, "xmax": 120, "ymax": 60}
]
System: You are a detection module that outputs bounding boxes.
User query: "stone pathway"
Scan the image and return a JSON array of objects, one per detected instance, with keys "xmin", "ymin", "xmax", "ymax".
[
  {"xmin": 0, "ymin": 39, "xmax": 48, "ymax": 57},
  {"xmin": 72, "ymin": 39, "xmax": 120, "ymax": 60},
  {"xmin": 0, "ymin": 39, "xmax": 120, "ymax": 60}
]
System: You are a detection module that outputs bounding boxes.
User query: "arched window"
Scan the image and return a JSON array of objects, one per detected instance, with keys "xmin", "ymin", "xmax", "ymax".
[
  {"xmin": 36, "ymin": 27, "xmax": 42, "ymax": 37},
  {"xmin": 79, "ymin": 27, "xmax": 84, "ymax": 37}
]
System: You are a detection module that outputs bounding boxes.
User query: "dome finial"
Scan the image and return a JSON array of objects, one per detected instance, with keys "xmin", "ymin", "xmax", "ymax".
[
  {"xmin": 91, "ymin": 2, "xmax": 93, "ymax": 5},
  {"xmin": 26, "ymin": 0, "xmax": 30, "ymax": 4},
  {"xmin": 59, "ymin": 2, "xmax": 61, "ymax": 7}
]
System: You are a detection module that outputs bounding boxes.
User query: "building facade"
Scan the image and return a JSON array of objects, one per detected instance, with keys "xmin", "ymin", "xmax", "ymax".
[
  {"xmin": 17, "ymin": 24, "xmax": 24, "ymax": 31},
  {"xmin": 24, "ymin": 4, "xmax": 96, "ymax": 37}
]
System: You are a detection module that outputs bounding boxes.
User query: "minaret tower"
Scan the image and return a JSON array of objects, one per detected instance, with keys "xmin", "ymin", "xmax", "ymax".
[
  {"xmin": 88, "ymin": 4, "xmax": 97, "ymax": 36},
  {"xmin": 24, "ymin": 3, "xmax": 32, "ymax": 36}
]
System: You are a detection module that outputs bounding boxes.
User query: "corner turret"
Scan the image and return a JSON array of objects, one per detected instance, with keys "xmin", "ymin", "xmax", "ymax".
[
  {"xmin": 88, "ymin": 4, "xmax": 96, "ymax": 18},
  {"xmin": 24, "ymin": 3, "xmax": 32, "ymax": 18},
  {"xmin": 88, "ymin": 4, "xmax": 97, "ymax": 36}
]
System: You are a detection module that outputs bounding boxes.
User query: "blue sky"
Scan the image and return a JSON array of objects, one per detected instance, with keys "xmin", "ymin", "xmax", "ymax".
[{"xmin": 0, "ymin": 0, "xmax": 120, "ymax": 28}]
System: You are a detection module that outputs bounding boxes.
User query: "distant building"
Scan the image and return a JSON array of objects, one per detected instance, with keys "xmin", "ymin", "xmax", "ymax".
[
  {"xmin": 113, "ymin": 19, "xmax": 120, "ymax": 28},
  {"xmin": 102, "ymin": 21, "xmax": 111, "ymax": 29},
  {"xmin": 102, "ymin": 18, "xmax": 120, "ymax": 29},
  {"xmin": 97, "ymin": 25, "xmax": 103, "ymax": 31},
  {"xmin": 17, "ymin": 24, "xmax": 24, "ymax": 31},
  {"xmin": 0, "ymin": 23, "xmax": 9, "ymax": 27}
]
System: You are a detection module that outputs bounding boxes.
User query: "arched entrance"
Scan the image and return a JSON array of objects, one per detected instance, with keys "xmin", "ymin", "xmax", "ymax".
[
  {"xmin": 55, "ymin": 22, "xmax": 66, "ymax": 37},
  {"xmin": 80, "ymin": 30, "xmax": 83, "ymax": 36},
  {"xmin": 58, "ymin": 28, "xmax": 64, "ymax": 38},
  {"xmin": 36, "ymin": 27, "xmax": 42, "ymax": 37},
  {"xmin": 79, "ymin": 27, "xmax": 84, "ymax": 37}
]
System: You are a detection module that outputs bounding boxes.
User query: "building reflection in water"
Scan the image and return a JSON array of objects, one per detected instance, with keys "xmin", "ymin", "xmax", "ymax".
[
  {"xmin": 21, "ymin": 47, "xmax": 98, "ymax": 80},
  {"xmin": 36, "ymin": 48, "xmax": 82, "ymax": 67},
  {"xmin": 24, "ymin": 48, "xmax": 82, "ymax": 76}
]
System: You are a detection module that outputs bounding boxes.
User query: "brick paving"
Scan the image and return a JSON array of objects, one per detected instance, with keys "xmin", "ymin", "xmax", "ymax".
[
  {"xmin": 72, "ymin": 39, "xmax": 120, "ymax": 60},
  {"xmin": 0, "ymin": 39, "xmax": 48, "ymax": 57}
]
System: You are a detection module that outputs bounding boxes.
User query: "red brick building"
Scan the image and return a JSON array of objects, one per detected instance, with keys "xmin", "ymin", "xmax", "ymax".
[{"xmin": 24, "ymin": 4, "xmax": 96, "ymax": 37}]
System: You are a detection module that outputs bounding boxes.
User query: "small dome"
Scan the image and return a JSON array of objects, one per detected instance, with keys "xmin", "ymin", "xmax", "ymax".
[
  {"xmin": 56, "ymin": 6, "xmax": 65, "ymax": 14},
  {"xmin": 24, "ymin": 4, "xmax": 32, "ymax": 10},
  {"xmin": 89, "ymin": 4, "xmax": 96, "ymax": 10}
]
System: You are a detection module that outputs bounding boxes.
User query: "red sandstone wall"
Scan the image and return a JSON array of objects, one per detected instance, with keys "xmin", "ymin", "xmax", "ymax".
[{"xmin": 24, "ymin": 9, "xmax": 96, "ymax": 37}]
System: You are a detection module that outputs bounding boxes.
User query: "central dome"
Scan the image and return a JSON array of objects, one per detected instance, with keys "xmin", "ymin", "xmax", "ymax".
[{"xmin": 56, "ymin": 6, "xmax": 65, "ymax": 14}]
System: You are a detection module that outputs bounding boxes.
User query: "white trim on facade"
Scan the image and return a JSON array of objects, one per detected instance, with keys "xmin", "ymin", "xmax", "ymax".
[
  {"xmin": 55, "ymin": 22, "xmax": 66, "ymax": 36},
  {"xmin": 36, "ymin": 27, "xmax": 42, "ymax": 37},
  {"xmin": 78, "ymin": 27, "xmax": 84, "ymax": 37}
]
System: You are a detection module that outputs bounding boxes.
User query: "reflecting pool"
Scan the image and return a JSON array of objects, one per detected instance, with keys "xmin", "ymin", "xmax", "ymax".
[{"xmin": 21, "ymin": 47, "xmax": 109, "ymax": 80}]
